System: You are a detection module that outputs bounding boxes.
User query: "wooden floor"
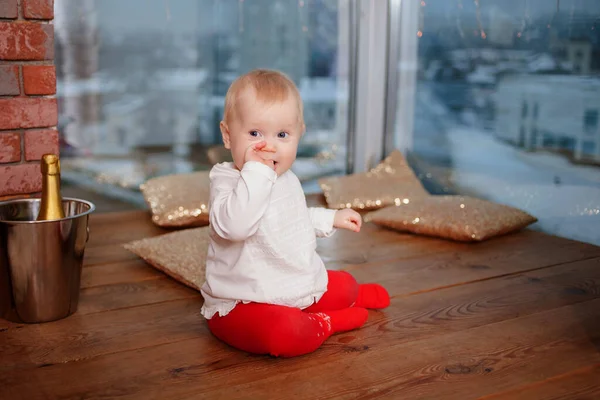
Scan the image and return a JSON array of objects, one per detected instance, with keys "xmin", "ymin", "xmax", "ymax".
[{"xmin": 2, "ymin": 195, "xmax": 600, "ymax": 399}]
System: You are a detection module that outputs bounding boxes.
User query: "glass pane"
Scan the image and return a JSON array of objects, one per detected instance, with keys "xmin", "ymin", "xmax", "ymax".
[
  {"xmin": 54, "ymin": 0, "xmax": 349, "ymax": 211},
  {"xmin": 391, "ymin": 0, "xmax": 600, "ymax": 245}
]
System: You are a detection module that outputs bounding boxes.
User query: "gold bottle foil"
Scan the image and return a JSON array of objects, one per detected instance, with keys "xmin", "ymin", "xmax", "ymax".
[
  {"xmin": 140, "ymin": 171, "xmax": 211, "ymax": 228},
  {"xmin": 37, "ymin": 154, "xmax": 66, "ymax": 221},
  {"xmin": 365, "ymin": 195, "xmax": 537, "ymax": 242},
  {"xmin": 318, "ymin": 150, "xmax": 429, "ymax": 210},
  {"xmin": 124, "ymin": 226, "xmax": 210, "ymax": 291}
]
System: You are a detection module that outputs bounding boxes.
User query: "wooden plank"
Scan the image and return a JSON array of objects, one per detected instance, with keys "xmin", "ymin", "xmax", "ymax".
[
  {"xmin": 326, "ymin": 227, "xmax": 600, "ymax": 274},
  {"xmin": 84, "ymin": 243, "xmax": 142, "ymax": 267},
  {"xmin": 1, "ymin": 259, "xmax": 599, "ymax": 399},
  {"xmin": 480, "ymin": 364, "xmax": 600, "ymax": 400},
  {"xmin": 81, "ymin": 260, "xmax": 164, "ymax": 288},
  {"xmin": 0, "ymin": 297, "xmax": 205, "ymax": 372},
  {"xmin": 87, "ymin": 210, "xmax": 166, "ymax": 248},
  {"xmin": 0, "ymin": 320, "xmax": 20, "ymax": 332},
  {"xmin": 1, "ymin": 264, "xmax": 198, "ymax": 333},
  {"xmin": 195, "ymin": 298, "xmax": 600, "ymax": 400},
  {"xmin": 78, "ymin": 277, "xmax": 200, "ymax": 315},
  {"xmin": 319, "ymin": 228, "xmax": 460, "ymax": 268},
  {"xmin": 348, "ymin": 232, "xmax": 600, "ymax": 296}
]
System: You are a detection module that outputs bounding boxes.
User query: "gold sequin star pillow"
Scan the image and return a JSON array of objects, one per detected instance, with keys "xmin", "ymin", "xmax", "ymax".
[
  {"xmin": 365, "ymin": 195, "xmax": 537, "ymax": 242},
  {"xmin": 140, "ymin": 171, "xmax": 210, "ymax": 228},
  {"xmin": 318, "ymin": 150, "xmax": 429, "ymax": 210},
  {"xmin": 124, "ymin": 227, "xmax": 210, "ymax": 291}
]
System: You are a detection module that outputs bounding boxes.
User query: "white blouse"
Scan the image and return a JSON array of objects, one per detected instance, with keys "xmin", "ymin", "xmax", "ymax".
[{"xmin": 200, "ymin": 161, "xmax": 337, "ymax": 319}]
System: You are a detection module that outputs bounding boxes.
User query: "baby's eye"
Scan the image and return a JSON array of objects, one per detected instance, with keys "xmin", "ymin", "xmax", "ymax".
[
  {"xmin": 249, "ymin": 130, "xmax": 261, "ymax": 137},
  {"xmin": 277, "ymin": 131, "xmax": 289, "ymax": 139}
]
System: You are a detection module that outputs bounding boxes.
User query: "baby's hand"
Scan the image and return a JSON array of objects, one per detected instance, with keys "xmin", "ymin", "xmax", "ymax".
[
  {"xmin": 244, "ymin": 141, "xmax": 276, "ymax": 170},
  {"xmin": 333, "ymin": 209, "xmax": 362, "ymax": 233}
]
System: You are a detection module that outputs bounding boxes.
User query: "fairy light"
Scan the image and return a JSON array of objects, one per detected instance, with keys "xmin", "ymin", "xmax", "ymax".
[
  {"xmin": 474, "ymin": 0, "xmax": 486, "ymax": 40},
  {"xmin": 417, "ymin": 0, "xmax": 425, "ymax": 39}
]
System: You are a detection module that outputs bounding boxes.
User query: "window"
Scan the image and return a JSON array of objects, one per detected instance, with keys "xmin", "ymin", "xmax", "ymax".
[
  {"xmin": 582, "ymin": 141, "xmax": 596, "ymax": 154},
  {"xmin": 53, "ymin": 0, "xmax": 600, "ymax": 246},
  {"xmin": 584, "ymin": 109, "xmax": 599, "ymax": 133},
  {"xmin": 55, "ymin": 0, "xmax": 349, "ymax": 210},
  {"xmin": 388, "ymin": 0, "xmax": 600, "ymax": 246}
]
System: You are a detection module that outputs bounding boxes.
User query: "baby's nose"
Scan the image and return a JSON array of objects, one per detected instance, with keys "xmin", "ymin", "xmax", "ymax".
[{"xmin": 262, "ymin": 140, "xmax": 277, "ymax": 153}]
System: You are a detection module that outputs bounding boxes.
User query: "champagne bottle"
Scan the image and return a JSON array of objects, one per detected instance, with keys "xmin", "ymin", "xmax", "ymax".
[{"xmin": 36, "ymin": 154, "xmax": 66, "ymax": 221}]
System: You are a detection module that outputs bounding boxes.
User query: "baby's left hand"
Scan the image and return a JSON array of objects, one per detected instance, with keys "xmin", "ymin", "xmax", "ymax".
[{"xmin": 333, "ymin": 209, "xmax": 362, "ymax": 233}]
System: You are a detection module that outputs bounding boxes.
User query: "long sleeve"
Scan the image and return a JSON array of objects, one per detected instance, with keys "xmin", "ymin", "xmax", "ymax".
[
  {"xmin": 307, "ymin": 207, "xmax": 337, "ymax": 238},
  {"xmin": 210, "ymin": 161, "xmax": 277, "ymax": 241},
  {"xmin": 201, "ymin": 168, "xmax": 330, "ymax": 320}
]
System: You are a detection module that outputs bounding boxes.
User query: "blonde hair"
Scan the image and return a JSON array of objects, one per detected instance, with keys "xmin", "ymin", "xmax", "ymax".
[{"xmin": 222, "ymin": 69, "xmax": 304, "ymax": 126}]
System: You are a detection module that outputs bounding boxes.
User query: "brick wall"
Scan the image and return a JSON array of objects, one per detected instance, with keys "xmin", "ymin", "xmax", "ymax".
[{"xmin": 0, "ymin": 0, "xmax": 58, "ymax": 199}]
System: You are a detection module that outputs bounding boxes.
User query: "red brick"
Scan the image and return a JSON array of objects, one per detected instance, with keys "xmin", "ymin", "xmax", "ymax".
[
  {"xmin": 0, "ymin": 0, "xmax": 18, "ymax": 19},
  {"xmin": 23, "ymin": 0, "xmax": 54, "ymax": 20},
  {"xmin": 0, "ymin": 163, "xmax": 41, "ymax": 196},
  {"xmin": 0, "ymin": 21, "xmax": 54, "ymax": 61},
  {"xmin": 23, "ymin": 65, "xmax": 55, "ymax": 95},
  {"xmin": 24, "ymin": 128, "xmax": 58, "ymax": 160},
  {"xmin": 0, "ymin": 65, "xmax": 19, "ymax": 95},
  {"xmin": 0, "ymin": 132, "xmax": 20, "ymax": 163},
  {"xmin": 0, "ymin": 97, "xmax": 57, "ymax": 130}
]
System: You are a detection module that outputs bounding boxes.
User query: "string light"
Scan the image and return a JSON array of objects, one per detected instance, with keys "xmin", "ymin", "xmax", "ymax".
[
  {"xmin": 474, "ymin": 0, "xmax": 486, "ymax": 40},
  {"xmin": 417, "ymin": 0, "xmax": 425, "ymax": 38}
]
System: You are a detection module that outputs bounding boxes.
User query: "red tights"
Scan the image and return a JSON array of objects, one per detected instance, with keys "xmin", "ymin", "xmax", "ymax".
[{"xmin": 207, "ymin": 270, "xmax": 390, "ymax": 357}]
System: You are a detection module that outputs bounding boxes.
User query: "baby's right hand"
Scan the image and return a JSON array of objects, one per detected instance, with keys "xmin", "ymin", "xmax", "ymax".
[{"xmin": 244, "ymin": 142, "xmax": 275, "ymax": 170}]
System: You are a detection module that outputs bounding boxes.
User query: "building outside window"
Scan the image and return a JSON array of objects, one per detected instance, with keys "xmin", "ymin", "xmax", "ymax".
[{"xmin": 388, "ymin": 0, "xmax": 600, "ymax": 245}]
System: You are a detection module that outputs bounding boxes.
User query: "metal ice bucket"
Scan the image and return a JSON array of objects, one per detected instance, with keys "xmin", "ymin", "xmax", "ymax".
[{"xmin": 0, "ymin": 198, "xmax": 95, "ymax": 323}]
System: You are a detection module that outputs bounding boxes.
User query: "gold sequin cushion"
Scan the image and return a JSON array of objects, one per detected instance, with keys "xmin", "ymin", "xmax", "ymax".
[
  {"xmin": 365, "ymin": 195, "xmax": 537, "ymax": 242},
  {"xmin": 140, "ymin": 171, "xmax": 210, "ymax": 228},
  {"xmin": 318, "ymin": 150, "xmax": 429, "ymax": 210},
  {"xmin": 124, "ymin": 227, "xmax": 210, "ymax": 291}
]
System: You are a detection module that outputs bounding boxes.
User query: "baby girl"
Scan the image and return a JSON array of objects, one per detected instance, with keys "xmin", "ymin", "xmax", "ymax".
[{"xmin": 200, "ymin": 69, "xmax": 390, "ymax": 357}]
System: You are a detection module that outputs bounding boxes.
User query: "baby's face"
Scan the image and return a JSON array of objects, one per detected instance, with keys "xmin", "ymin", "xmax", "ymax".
[{"xmin": 223, "ymin": 89, "xmax": 303, "ymax": 176}]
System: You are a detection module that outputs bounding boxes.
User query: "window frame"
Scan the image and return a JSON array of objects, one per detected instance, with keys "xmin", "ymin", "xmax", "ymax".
[{"xmin": 347, "ymin": 0, "xmax": 419, "ymax": 174}]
